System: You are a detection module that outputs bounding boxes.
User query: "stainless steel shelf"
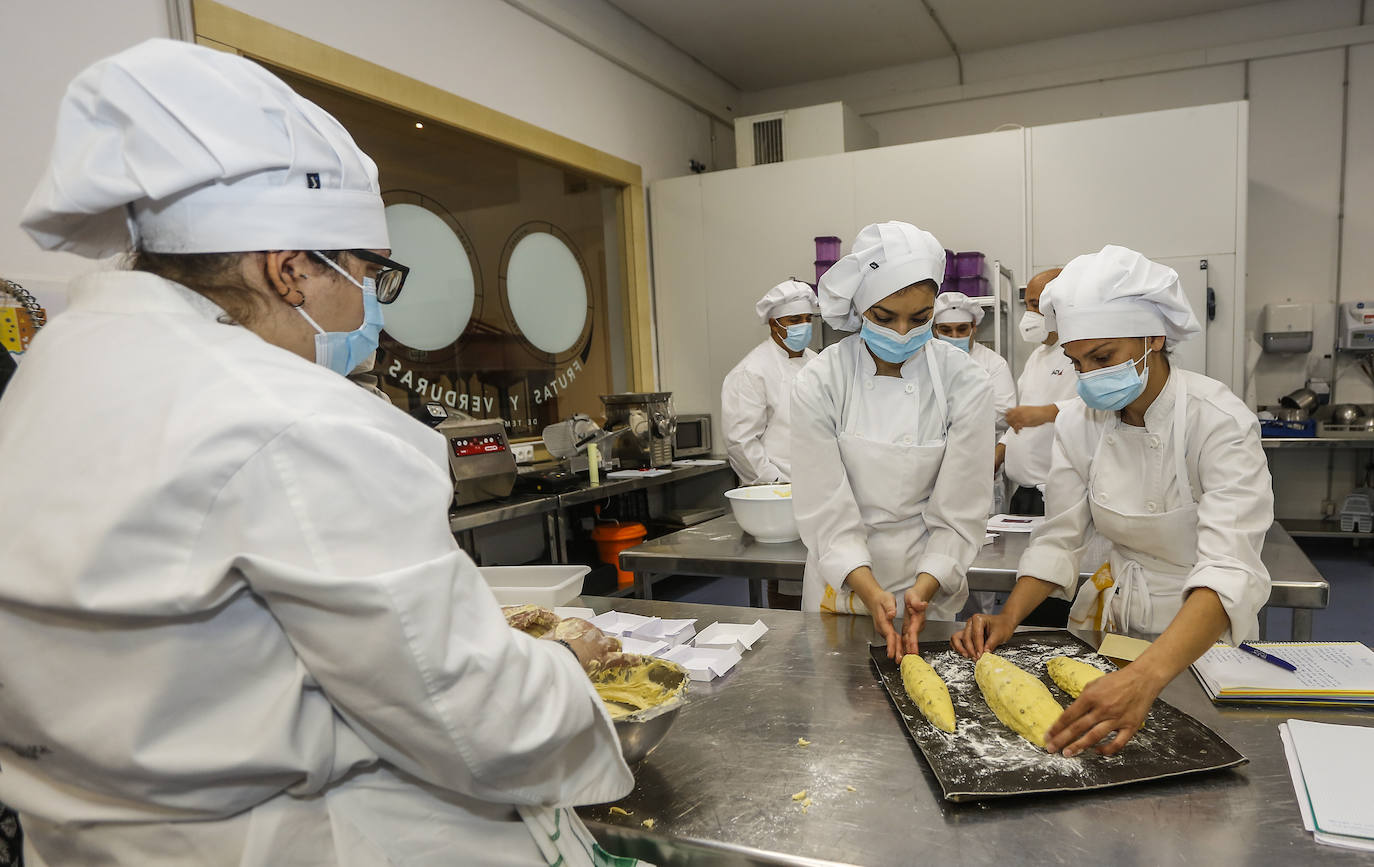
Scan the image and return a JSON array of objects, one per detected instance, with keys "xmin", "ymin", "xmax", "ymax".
[
  {"xmin": 1262, "ymin": 436, "xmax": 1374, "ymax": 449},
  {"xmin": 1280, "ymin": 518, "xmax": 1374, "ymax": 540}
]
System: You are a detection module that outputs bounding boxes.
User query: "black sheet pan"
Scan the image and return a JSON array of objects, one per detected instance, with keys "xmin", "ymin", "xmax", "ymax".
[{"xmin": 870, "ymin": 630, "xmax": 1247, "ymax": 802}]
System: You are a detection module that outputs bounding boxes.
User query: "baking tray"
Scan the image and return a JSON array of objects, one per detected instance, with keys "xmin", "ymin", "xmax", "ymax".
[{"xmin": 870, "ymin": 631, "xmax": 1247, "ymax": 802}]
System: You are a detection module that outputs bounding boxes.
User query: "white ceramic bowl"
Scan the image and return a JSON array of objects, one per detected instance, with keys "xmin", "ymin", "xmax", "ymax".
[{"xmin": 724, "ymin": 484, "xmax": 800, "ymax": 543}]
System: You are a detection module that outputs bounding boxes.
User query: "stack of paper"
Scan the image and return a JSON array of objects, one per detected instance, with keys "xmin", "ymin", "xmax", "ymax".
[
  {"xmin": 987, "ymin": 514, "xmax": 1044, "ymax": 533},
  {"xmin": 1191, "ymin": 642, "xmax": 1374, "ymax": 706},
  {"xmin": 1281, "ymin": 719, "xmax": 1374, "ymax": 851}
]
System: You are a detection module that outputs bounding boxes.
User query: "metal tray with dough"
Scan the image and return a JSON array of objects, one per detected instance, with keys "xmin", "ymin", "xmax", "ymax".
[{"xmin": 870, "ymin": 630, "xmax": 1247, "ymax": 802}]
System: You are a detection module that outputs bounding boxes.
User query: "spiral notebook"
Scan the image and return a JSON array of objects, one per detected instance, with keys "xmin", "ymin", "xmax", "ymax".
[{"xmin": 1190, "ymin": 641, "xmax": 1374, "ymax": 706}]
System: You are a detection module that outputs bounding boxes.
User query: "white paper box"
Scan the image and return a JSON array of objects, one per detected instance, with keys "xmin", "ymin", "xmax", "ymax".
[
  {"xmin": 619, "ymin": 636, "xmax": 671, "ymax": 658},
  {"xmin": 693, "ymin": 620, "xmax": 769, "ymax": 653},
  {"xmin": 662, "ymin": 645, "xmax": 742, "ymax": 681},
  {"xmin": 639, "ymin": 618, "xmax": 697, "ymax": 647},
  {"xmin": 588, "ymin": 611, "xmax": 662, "ymax": 639}
]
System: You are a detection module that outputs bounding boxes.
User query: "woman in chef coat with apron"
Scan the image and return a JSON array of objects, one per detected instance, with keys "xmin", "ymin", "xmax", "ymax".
[
  {"xmin": 954, "ymin": 245, "xmax": 1273, "ymax": 757},
  {"xmin": 792, "ymin": 222, "xmax": 993, "ymax": 661},
  {"xmin": 0, "ymin": 40, "xmax": 635, "ymax": 866}
]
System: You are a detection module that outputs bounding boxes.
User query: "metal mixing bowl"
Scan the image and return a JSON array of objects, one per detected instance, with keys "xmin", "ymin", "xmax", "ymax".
[
  {"xmin": 1330, "ymin": 403, "xmax": 1367, "ymax": 425},
  {"xmin": 597, "ymin": 658, "xmax": 689, "ymax": 763}
]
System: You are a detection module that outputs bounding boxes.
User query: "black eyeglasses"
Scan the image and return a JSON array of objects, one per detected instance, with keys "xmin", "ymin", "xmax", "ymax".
[{"xmin": 344, "ymin": 249, "xmax": 409, "ymax": 303}]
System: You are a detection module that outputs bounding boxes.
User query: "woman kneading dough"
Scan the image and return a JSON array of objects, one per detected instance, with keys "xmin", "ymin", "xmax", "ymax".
[
  {"xmin": 792, "ymin": 222, "xmax": 994, "ymax": 661},
  {"xmin": 954, "ymin": 245, "xmax": 1273, "ymax": 757}
]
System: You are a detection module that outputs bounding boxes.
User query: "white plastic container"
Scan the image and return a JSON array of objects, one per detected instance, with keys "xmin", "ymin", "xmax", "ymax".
[
  {"xmin": 724, "ymin": 484, "xmax": 800, "ymax": 543},
  {"xmin": 478, "ymin": 565, "xmax": 590, "ymax": 607}
]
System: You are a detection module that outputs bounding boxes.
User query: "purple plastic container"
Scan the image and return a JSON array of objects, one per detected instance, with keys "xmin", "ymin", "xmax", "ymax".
[
  {"xmin": 815, "ymin": 260, "xmax": 837, "ymax": 284},
  {"xmin": 814, "ymin": 236, "xmax": 842, "ymax": 261},
  {"xmin": 939, "ymin": 277, "xmax": 956, "ymax": 295},
  {"xmin": 955, "ymin": 275, "xmax": 990, "ymax": 297},
  {"xmin": 954, "ymin": 251, "xmax": 985, "ymax": 278},
  {"xmin": 943, "ymin": 249, "xmax": 956, "ymax": 279}
]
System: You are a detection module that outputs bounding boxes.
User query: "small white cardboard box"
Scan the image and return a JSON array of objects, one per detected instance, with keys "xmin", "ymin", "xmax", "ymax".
[
  {"xmin": 693, "ymin": 620, "xmax": 769, "ymax": 653},
  {"xmin": 662, "ymin": 645, "xmax": 742, "ymax": 682},
  {"xmin": 553, "ymin": 607, "xmax": 596, "ymax": 621},
  {"xmin": 588, "ymin": 611, "xmax": 662, "ymax": 639},
  {"xmin": 639, "ymin": 618, "xmax": 697, "ymax": 647},
  {"xmin": 618, "ymin": 636, "xmax": 671, "ymax": 658}
]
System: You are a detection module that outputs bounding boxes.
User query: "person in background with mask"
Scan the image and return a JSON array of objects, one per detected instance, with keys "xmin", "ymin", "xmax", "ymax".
[
  {"xmin": 954, "ymin": 246, "xmax": 1273, "ymax": 759},
  {"xmin": 721, "ymin": 279, "xmax": 819, "ymax": 609},
  {"xmin": 0, "ymin": 39, "xmax": 635, "ymax": 866},
  {"xmin": 932, "ymin": 290, "xmax": 1016, "ymax": 438},
  {"xmin": 721, "ymin": 279, "xmax": 819, "ymax": 486},
  {"xmin": 792, "ymin": 222, "xmax": 993, "ymax": 660},
  {"xmin": 999, "ymin": 268, "xmax": 1078, "ymax": 515}
]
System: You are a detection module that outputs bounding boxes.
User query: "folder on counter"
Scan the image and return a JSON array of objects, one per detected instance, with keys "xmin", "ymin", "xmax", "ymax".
[
  {"xmin": 1281, "ymin": 720, "xmax": 1374, "ymax": 851},
  {"xmin": 1191, "ymin": 641, "xmax": 1374, "ymax": 706}
]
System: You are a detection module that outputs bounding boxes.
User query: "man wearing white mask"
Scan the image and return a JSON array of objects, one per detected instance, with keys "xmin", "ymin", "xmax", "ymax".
[
  {"xmin": 999, "ymin": 268, "xmax": 1079, "ymax": 515},
  {"xmin": 721, "ymin": 279, "xmax": 819, "ymax": 486},
  {"xmin": 955, "ymin": 245, "xmax": 1273, "ymax": 759},
  {"xmin": 0, "ymin": 39, "xmax": 635, "ymax": 866},
  {"xmin": 792, "ymin": 222, "xmax": 993, "ymax": 661},
  {"xmin": 932, "ymin": 291, "xmax": 1016, "ymax": 438}
]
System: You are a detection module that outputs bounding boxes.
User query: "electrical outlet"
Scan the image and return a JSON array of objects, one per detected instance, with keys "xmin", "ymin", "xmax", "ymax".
[{"xmin": 511, "ymin": 444, "xmax": 535, "ymax": 464}]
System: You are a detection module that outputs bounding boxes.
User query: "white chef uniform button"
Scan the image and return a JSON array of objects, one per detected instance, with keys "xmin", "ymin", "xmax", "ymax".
[
  {"xmin": 904, "ymin": 383, "xmax": 915, "ymax": 394},
  {"xmin": 865, "ymin": 380, "xmax": 874, "ymax": 390},
  {"xmin": 1146, "ymin": 502, "xmax": 1158, "ymax": 513},
  {"xmin": 1106, "ymin": 433, "xmax": 1117, "ymax": 445},
  {"xmin": 903, "ymin": 434, "xmax": 914, "ymax": 445},
  {"xmin": 1149, "ymin": 435, "xmax": 1161, "ymax": 448}
]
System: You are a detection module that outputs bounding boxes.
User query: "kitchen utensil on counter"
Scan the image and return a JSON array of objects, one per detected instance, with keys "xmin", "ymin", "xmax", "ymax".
[
  {"xmin": 724, "ymin": 484, "xmax": 800, "ymax": 543},
  {"xmin": 434, "ymin": 411, "xmax": 517, "ymax": 506},
  {"xmin": 1272, "ymin": 407, "xmax": 1308, "ymax": 422},
  {"xmin": 602, "ymin": 659, "xmax": 688, "ymax": 763},
  {"xmin": 1330, "ymin": 403, "xmax": 1367, "ymax": 425},
  {"xmin": 601, "ymin": 392, "xmax": 677, "ymax": 468},
  {"xmin": 1280, "ymin": 387, "xmax": 1319, "ymax": 417}
]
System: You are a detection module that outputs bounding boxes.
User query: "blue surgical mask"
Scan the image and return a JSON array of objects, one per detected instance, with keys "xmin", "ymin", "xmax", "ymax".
[
  {"xmin": 860, "ymin": 317, "xmax": 933, "ymax": 364},
  {"xmin": 1077, "ymin": 345, "xmax": 1150, "ymax": 411},
  {"xmin": 938, "ymin": 335, "xmax": 971, "ymax": 353},
  {"xmin": 297, "ymin": 255, "xmax": 386, "ymax": 376},
  {"xmin": 781, "ymin": 321, "xmax": 812, "ymax": 352}
]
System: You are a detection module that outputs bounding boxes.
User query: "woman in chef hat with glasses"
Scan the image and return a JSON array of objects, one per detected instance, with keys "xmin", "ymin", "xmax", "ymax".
[
  {"xmin": 954, "ymin": 245, "xmax": 1273, "ymax": 758},
  {"xmin": 792, "ymin": 222, "xmax": 994, "ymax": 661},
  {"xmin": 0, "ymin": 39, "xmax": 635, "ymax": 866}
]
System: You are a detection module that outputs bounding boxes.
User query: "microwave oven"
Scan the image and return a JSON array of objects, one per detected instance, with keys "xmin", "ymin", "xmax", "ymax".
[{"xmin": 672, "ymin": 413, "xmax": 712, "ymax": 458}]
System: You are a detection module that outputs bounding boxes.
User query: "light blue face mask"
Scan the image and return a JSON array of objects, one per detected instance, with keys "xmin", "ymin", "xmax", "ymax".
[
  {"xmin": 780, "ymin": 321, "xmax": 812, "ymax": 352},
  {"xmin": 1077, "ymin": 344, "xmax": 1150, "ymax": 411},
  {"xmin": 938, "ymin": 335, "xmax": 971, "ymax": 353},
  {"xmin": 861, "ymin": 317, "xmax": 933, "ymax": 364},
  {"xmin": 297, "ymin": 254, "xmax": 386, "ymax": 376}
]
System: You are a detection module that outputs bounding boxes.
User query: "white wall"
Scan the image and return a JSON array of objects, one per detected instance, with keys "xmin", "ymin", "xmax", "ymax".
[{"xmin": 2, "ymin": 0, "xmax": 738, "ymax": 310}]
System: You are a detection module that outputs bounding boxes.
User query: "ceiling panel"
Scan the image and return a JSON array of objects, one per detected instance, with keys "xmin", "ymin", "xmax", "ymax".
[{"xmin": 606, "ymin": 0, "xmax": 1278, "ymax": 91}]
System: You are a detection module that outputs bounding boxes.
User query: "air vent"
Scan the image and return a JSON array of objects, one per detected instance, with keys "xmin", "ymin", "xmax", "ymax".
[{"xmin": 752, "ymin": 118, "xmax": 784, "ymax": 165}]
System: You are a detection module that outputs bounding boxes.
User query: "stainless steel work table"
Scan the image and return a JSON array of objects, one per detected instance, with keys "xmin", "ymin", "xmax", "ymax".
[
  {"xmin": 576, "ymin": 597, "xmax": 1372, "ymax": 867},
  {"xmin": 618, "ymin": 516, "xmax": 1329, "ymax": 640},
  {"xmin": 448, "ymin": 462, "xmax": 735, "ymax": 563}
]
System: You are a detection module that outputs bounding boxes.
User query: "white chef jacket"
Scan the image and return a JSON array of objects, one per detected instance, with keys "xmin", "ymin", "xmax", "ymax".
[
  {"xmin": 1001, "ymin": 341, "xmax": 1079, "ymax": 488},
  {"xmin": 721, "ymin": 338, "xmax": 816, "ymax": 484},
  {"xmin": 791, "ymin": 335, "xmax": 993, "ymax": 616},
  {"xmin": 1017, "ymin": 368, "xmax": 1273, "ymax": 643},
  {"xmin": 968, "ymin": 341, "xmax": 1017, "ymax": 439},
  {"xmin": 0, "ymin": 271, "xmax": 632, "ymax": 865}
]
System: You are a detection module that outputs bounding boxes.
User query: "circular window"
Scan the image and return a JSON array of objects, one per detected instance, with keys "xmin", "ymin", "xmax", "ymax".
[
  {"xmin": 500, "ymin": 224, "xmax": 591, "ymax": 361},
  {"xmin": 380, "ymin": 201, "xmax": 477, "ymax": 352}
]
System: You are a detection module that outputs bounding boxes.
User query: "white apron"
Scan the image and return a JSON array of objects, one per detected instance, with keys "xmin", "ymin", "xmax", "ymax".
[
  {"xmin": 804, "ymin": 347, "xmax": 967, "ymax": 620},
  {"xmin": 1068, "ymin": 376, "xmax": 1197, "ymax": 634}
]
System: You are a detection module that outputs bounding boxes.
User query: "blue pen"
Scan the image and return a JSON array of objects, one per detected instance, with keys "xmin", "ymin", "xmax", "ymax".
[{"xmin": 1238, "ymin": 642, "xmax": 1298, "ymax": 672}]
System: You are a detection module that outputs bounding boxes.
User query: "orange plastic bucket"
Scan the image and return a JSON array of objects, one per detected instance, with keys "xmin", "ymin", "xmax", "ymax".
[{"xmin": 591, "ymin": 521, "xmax": 647, "ymax": 588}]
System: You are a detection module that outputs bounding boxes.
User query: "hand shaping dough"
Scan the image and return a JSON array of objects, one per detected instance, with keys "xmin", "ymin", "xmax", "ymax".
[
  {"xmin": 975, "ymin": 652, "xmax": 1062, "ymax": 749},
  {"xmin": 900, "ymin": 654, "xmax": 956, "ymax": 733}
]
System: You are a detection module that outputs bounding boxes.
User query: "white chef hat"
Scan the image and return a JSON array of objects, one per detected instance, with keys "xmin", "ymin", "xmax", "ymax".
[
  {"xmin": 933, "ymin": 291, "xmax": 984, "ymax": 326},
  {"xmin": 20, "ymin": 38, "xmax": 388, "ymax": 258},
  {"xmin": 754, "ymin": 279, "xmax": 819, "ymax": 324},
  {"xmin": 818, "ymin": 221, "xmax": 945, "ymax": 331},
  {"xmin": 1040, "ymin": 245, "xmax": 1200, "ymax": 349}
]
